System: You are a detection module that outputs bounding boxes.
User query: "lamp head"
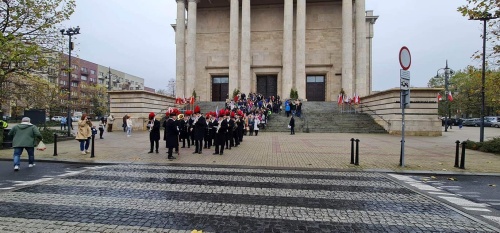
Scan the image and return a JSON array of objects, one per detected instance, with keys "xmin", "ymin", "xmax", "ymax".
[
  {"xmin": 74, "ymin": 26, "xmax": 80, "ymax": 34},
  {"xmin": 67, "ymin": 28, "xmax": 73, "ymax": 33},
  {"xmin": 60, "ymin": 29, "xmax": 65, "ymax": 34}
]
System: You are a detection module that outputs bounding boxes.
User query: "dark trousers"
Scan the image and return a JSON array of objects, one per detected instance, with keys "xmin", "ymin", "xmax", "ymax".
[
  {"xmin": 182, "ymin": 138, "xmax": 190, "ymax": 148},
  {"xmin": 150, "ymin": 140, "xmax": 159, "ymax": 152},
  {"xmin": 99, "ymin": 129, "xmax": 104, "ymax": 138},
  {"xmin": 255, "ymin": 130, "xmax": 259, "ymax": 136},
  {"xmin": 290, "ymin": 127, "xmax": 295, "ymax": 135},
  {"xmin": 214, "ymin": 135, "xmax": 225, "ymax": 154},
  {"xmin": 107, "ymin": 124, "xmax": 113, "ymax": 132},
  {"xmin": 194, "ymin": 139, "xmax": 203, "ymax": 153},
  {"xmin": 167, "ymin": 147, "xmax": 174, "ymax": 158},
  {"xmin": 233, "ymin": 131, "xmax": 238, "ymax": 146},
  {"xmin": 60, "ymin": 123, "xmax": 66, "ymax": 130}
]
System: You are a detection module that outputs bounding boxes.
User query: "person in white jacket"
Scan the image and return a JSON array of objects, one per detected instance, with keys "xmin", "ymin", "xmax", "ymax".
[
  {"xmin": 126, "ymin": 116, "xmax": 133, "ymax": 137},
  {"xmin": 253, "ymin": 117, "xmax": 260, "ymax": 136}
]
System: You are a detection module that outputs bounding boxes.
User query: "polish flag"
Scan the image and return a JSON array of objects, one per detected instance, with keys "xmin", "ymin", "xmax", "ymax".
[
  {"xmin": 355, "ymin": 95, "xmax": 361, "ymax": 104},
  {"xmin": 337, "ymin": 94, "xmax": 343, "ymax": 105},
  {"xmin": 190, "ymin": 96, "xmax": 195, "ymax": 104},
  {"xmin": 437, "ymin": 93, "xmax": 442, "ymax": 101},
  {"xmin": 447, "ymin": 92, "xmax": 453, "ymax": 101}
]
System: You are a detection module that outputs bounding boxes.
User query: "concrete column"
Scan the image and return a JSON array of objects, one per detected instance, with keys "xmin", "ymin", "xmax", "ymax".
[
  {"xmin": 342, "ymin": 0, "xmax": 353, "ymax": 97},
  {"xmin": 229, "ymin": 0, "xmax": 239, "ymax": 95},
  {"xmin": 240, "ymin": 0, "xmax": 251, "ymax": 95},
  {"xmin": 355, "ymin": 0, "xmax": 367, "ymax": 96},
  {"xmin": 282, "ymin": 0, "xmax": 293, "ymax": 98},
  {"xmin": 296, "ymin": 0, "xmax": 306, "ymax": 100},
  {"xmin": 175, "ymin": 0, "xmax": 186, "ymax": 98},
  {"xmin": 185, "ymin": 0, "xmax": 198, "ymax": 97}
]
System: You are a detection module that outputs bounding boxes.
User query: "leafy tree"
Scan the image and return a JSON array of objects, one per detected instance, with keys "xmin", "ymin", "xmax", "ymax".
[
  {"xmin": 458, "ymin": 0, "xmax": 499, "ymax": 66},
  {"xmin": 0, "ymin": 0, "xmax": 76, "ymax": 111}
]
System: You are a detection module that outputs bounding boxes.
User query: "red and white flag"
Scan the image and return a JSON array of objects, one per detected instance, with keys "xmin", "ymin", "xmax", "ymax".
[
  {"xmin": 337, "ymin": 94, "xmax": 343, "ymax": 105},
  {"xmin": 190, "ymin": 96, "xmax": 195, "ymax": 105},
  {"xmin": 447, "ymin": 92, "xmax": 453, "ymax": 101},
  {"xmin": 355, "ymin": 95, "xmax": 360, "ymax": 104},
  {"xmin": 437, "ymin": 93, "xmax": 442, "ymax": 101}
]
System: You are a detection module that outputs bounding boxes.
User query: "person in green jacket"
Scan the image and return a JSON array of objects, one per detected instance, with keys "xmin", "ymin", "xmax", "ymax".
[{"xmin": 8, "ymin": 117, "xmax": 43, "ymax": 171}]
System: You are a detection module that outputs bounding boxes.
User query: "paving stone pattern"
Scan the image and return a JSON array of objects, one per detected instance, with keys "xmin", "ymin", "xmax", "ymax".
[{"xmin": 0, "ymin": 164, "xmax": 497, "ymax": 232}]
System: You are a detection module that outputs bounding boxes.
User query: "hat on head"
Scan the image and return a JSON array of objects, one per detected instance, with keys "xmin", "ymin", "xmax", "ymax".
[
  {"xmin": 225, "ymin": 110, "xmax": 230, "ymax": 116},
  {"xmin": 194, "ymin": 105, "xmax": 201, "ymax": 114},
  {"xmin": 219, "ymin": 109, "xmax": 226, "ymax": 117},
  {"xmin": 169, "ymin": 108, "xmax": 178, "ymax": 117},
  {"xmin": 230, "ymin": 111, "xmax": 235, "ymax": 118},
  {"xmin": 148, "ymin": 112, "xmax": 155, "ymax": 120},
  {"xmin": 211, "ymin": 111, "xmax": 217, "ymax": 117},
  {"xmin": 185, "ymin": 110, "xmax": 192, "ymax": 116}
]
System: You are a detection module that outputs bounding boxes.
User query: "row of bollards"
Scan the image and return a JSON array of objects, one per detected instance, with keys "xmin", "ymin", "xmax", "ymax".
[
  {"xmin": 53, "ymin": 133, "xmax": 95, "ymax": 158},
  {"xmin": 350, "ymin": 138, "xmax": 360, "ymax": 166},
  {"xmin": 455, "ymin": 140, "xmax": 467, "ymax": 169}
]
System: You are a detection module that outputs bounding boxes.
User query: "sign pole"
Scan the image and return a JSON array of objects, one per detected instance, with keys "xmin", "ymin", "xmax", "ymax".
[{"xmin": 398, "ymin": 46, "xmax": 411, "ymax": 168}]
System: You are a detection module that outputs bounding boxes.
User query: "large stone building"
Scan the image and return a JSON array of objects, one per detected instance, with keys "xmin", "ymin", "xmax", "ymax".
[{"xmin": 173, "ymin": 0, "xmax": 377, "ymax": 102}]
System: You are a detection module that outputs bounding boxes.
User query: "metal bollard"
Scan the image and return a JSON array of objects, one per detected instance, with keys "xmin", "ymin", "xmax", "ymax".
[
  {"xmin": 90, "ymin": 134, "xmax": 95, "ymax": 158},
  {"xmin": 454, "ymin": 140, "xmax": 460, "ymax": 167},
  {"xmin": 355, "ymin": 139, "xmax": 360, "ymax": 166},
  {"xmin": 460, "ymin": 141, "xmax": 466, "ymax": 169},
  {"xmin": 53, "ymin": 133, "xmax": 58, "ymax": 156},
  {"xmin": 350, "ymin": 138, "xmax": 355, "ymax": 164}
]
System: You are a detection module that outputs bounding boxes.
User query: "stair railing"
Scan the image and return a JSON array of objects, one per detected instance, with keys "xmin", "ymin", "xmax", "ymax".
[{"xmin": 360, "ymin": 104, "xmax": 391, "ymax": 127}]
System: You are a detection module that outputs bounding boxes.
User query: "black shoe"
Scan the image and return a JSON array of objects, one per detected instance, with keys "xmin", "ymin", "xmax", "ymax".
[
  {"xmin": 168, "ymin": 156, "xmax": 176, "ymax": 160},
  {"xmin": 208, "ymin": 147, "xmax": 211, "ymax": 149},
  {"xmin": 219, "ymin": 153, "xmax": 223, "ymax": 155},
  {"xmin": 228, "ymin": 148, "xmax": 231, "ymax": 150},
  {"xmin": 213, "ymin": 153, "xmax": 219, "ymax": 155},
  {"xmin": 156, "ymin": 151, "xmax": 159, "ymax": 154},
  {"xmin": 204, "ymin": 146, "xmax": 207, "ymax": 149},
  {"xmin": 148, "ymin": 151, "xmax": 153, "ymax": 153},
  {"xmin": 192, "ymin": 152, "xmax": 198, "ymax": 154},
  {"xmin": 198, "ymin": 151, "xmax": 202, "ymax": 154}
]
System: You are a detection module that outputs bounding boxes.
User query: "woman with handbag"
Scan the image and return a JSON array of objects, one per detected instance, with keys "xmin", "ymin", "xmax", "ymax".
[
  {"xmin": 76, "ymin": 114, "xmax": 92, "ymax": 155},
  {"xmin": 98, "ymin": 119, "xmax": 105, "ymax": 139}
]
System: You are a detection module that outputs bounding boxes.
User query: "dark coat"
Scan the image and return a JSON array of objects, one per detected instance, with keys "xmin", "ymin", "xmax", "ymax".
[
  {"xmin": 163, "ymin": 118, "xmax": 179, "ymax": 148},
  {"xmin": 214, "ymin": 119, "xmax": 228, "ymax": 145},
  {"xmin": 289, "ymin": 117, "xmax": 295, "ymax": 127},
  {"xmin": 179, "ymin": 120, "xmax": 188, "ymax": 139},
  {"xmin": 194, "ymin": 116, "xmax": 207, "ymax": 140},
  {"xmin": 148, "ymin": 119, "xmax": 161, "ymax": 141},
  {"xmin": 205, "ymin": 120, "xmax": 212, "ymax": 139}
]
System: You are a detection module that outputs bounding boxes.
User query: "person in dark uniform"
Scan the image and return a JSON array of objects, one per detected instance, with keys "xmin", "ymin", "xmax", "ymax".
[
  {"xmin": 147, "ymin": 112, "xmax": 161, "ymax": 153},
  {"xmin": 188, "ymin": 111, "xmax": 195, "ymax": 146},
  {"xmin": 178, "ymin": 113, "xmax": 189, "ymax": 148},
  {"xmin": 289, "ymin": 115, "xmax": 295, "ymax": 135},
  {"xmin": 192, "ymin": 106, "xmax": 206, "ymax": 154},
  {"xmin": 226, "ymin": 111, "xmax": 235, "ymax": 150},
  {"xmin": 164, "ymin": 109, "xmax": 179, "ymax": 160},
  {"xmin": 204, "ymin": 112, "xmax": 215, "ymax": 149},
  {"xmin": 204, "ymin": 112, "xmax": 211, "ymax": 149},
  {"xmin": 236, "ymin": 111, "xmax": 244, "ymax": 145},
  {"xmin": 213, "ymin": 109, "xmax": 228, "ymax": 155}
]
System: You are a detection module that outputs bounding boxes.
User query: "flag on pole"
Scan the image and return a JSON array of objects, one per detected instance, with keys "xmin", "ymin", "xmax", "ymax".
[
  {"xmin": 215, "ymin": 106, "xmax": 219, "ymax": 117},
  {"xmin": 190, "ymin": 96, "xmax": 195, "ymax": 105},
  {"xmin": 437, "ymin": 93, "xmax": 442, "ymax": 101},
  {"xmin": 447, "ymin": 92, "xmax": 453, "ymax": 101},
  {"xmin": 337, "ymin": 94, "xmax": 343, "ymax": 105},
  {"xmin": 355, "ymin": 94, "xmax": 360, "ymax": 104}
]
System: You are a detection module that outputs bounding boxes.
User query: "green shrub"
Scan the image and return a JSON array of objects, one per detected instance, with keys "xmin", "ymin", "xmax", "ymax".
[
  {"xmin": 40, "ymin": 128, "xmax": 68, "ymax": 144},
  {"xmin": 465, "ymin": 138, "xmax": 500, "ymax": 154}
]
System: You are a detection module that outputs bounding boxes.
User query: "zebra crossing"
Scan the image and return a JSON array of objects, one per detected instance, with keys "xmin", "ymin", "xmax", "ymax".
[{"xmin": 0, "ymin": 164, "xmax": 497, "ymax": 232}]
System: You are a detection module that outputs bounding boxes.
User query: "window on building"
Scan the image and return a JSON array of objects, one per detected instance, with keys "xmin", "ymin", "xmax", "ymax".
[
  {"xmin": 81, "ymin": 76, "xmax": 87, "ymax": 81},
  {"xmin": 71, "ymin": 74, "xmax": 78, "ymax": 79},
  {"xmin": 81, "ymin": 67, "xmax": 87, "ymax": 73},
  {"xmin": 90, "ymin": 70, "xmax": 95, "ymax": 75},
  {"xmin": 90, "ymin": 78, "xmax": 95, "ymax": 82},
  {"xmin": 99, "ymin": 72, "xmax": 104, "ymax": 77},
  {"xmin": 72, "ymin": 64, "xmax": 78, "ymax": 70},
  {"xmin": 71, "ymin": 82, "xmax": 78, "ymax": 87}
]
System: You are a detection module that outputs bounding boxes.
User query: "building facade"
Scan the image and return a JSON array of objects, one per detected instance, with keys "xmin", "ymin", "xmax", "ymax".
[
  {"xmin": 96, "ymin": 65, "xmax": 145, "ymax": 91},
  {"xmin": 173, "ymin": 0, "xmax": 377, "ymax": 102}
]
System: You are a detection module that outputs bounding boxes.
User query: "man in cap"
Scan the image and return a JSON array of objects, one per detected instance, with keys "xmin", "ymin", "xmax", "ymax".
[
  {"xmin": 213, "ymin": 109, "xmax": 228, "ymax": 155},
  {"xmin": 8, "ymin": 117, "xmax": 43, "ymax": 171},
  {"xmin": 147, "ymin": 112, "xmax": 160, "ymax": 153},
  {"xmin": 192, "ymin": 106, "xmax": 206, "ymax": 154},
  {"xmin": 163, "ymin": 109, "xmax": 178, "ymax": 160}
]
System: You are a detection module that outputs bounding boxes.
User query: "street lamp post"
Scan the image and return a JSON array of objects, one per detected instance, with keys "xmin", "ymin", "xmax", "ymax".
[
  {"xmin": 470, "ymin": 12, "xmax": 499, "ymax": 142},
  {"xmin": 436, "ymin": 61, "xmax": 453, "ymax": 132},
  {"xmin": 107, "ymin": 67, "xmax": 112, "ymax": 114},
  {"xmin": 60, "ymin": 26, "xmax": 80, "ymax": 137}
]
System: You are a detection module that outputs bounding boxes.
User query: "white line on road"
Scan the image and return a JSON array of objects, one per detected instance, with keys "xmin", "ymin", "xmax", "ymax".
[
  {"xmin": 482, "ymin": 215, "xmax": 500, "ymax": 225},
  {"xmin": 463, "ymin": 207, "xmax": 491, "ymax": 212}
]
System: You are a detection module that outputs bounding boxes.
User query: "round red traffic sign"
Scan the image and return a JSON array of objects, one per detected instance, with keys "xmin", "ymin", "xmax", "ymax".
[{"xmin": 399, "ymin": 46, "xmax": 411, "ymax": 70}]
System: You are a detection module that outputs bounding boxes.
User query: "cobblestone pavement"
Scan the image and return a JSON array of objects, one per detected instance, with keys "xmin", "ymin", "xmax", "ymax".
[
  {"xmin": 1, "ymin": 126, "xmax": 500, "ymax": 173},
  {"xmin": 0, "ymin": 164, "xmax": 498, "ymax": 232}
]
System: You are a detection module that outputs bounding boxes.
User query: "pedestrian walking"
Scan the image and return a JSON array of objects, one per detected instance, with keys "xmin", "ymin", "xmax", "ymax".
[
  {"xmin": 126, "ymin": 115, "xmax": 133, "ymax": 137},
  {"xmin": 122, "ymin": 115, "xmax": 127, "ymax": 132},
  {"xmin": 60, "ymin": 116, "xmax": 67, "ymax": 130},
  {"xmin": 147, "ymin": 112, "xmax": 160, "ymax": 153},
  {"xmin": 289, "ymin": 115, "xmax": 295, "ymax": 135},
  {"xmin": 8, "ymin": 117, "xmax": 43, "ymax": 171},
  {"xmin": 107, "ymin": 115, "xmax": 115, "ymax": 132},
  {"xmin": 75, "ymin": 114, "xmax": 92, "ymax": 155},
  {"xmin": 98, "ymin": 119, "xmax": 105, "ymax": 139}
]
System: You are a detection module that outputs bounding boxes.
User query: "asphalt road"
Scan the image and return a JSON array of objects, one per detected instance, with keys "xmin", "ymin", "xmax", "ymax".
[{"xmin": 0, "ymin": 160, "xmax": 95, "ymax": 191}]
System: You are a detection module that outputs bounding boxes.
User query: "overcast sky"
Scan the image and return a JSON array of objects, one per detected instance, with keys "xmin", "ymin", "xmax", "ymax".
[{"xmin": 65, "ymin": 0, "xmax": 483, "ymax": 93}]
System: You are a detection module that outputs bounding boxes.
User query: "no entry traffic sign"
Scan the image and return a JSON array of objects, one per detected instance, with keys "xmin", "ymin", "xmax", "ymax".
[{"xmin": 399, "ymin": 46, "xmax": 411, "ymax": 70}]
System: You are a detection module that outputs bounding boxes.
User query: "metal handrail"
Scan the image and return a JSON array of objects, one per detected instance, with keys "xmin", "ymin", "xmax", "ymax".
[{"xmin": 360, "ymin": 104, "xmax": 391, "ymax": 126}]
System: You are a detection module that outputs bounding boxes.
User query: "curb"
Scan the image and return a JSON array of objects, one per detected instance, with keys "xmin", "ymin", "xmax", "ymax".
[{"xmin": 1, "ymin": 158, "xmax": 499, "ymax": 176}]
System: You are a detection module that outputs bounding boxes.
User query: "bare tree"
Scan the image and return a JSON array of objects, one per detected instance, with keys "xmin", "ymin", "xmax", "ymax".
[{"xmin": 167, "ymin": 78, "xmax": 176, "ymax": 97}]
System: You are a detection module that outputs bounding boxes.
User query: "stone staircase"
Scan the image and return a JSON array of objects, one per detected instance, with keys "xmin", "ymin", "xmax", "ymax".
[
  {"xmin": 263, "ymin": 102, "xmax": 386, "ymax": 133},
  {"xmin": 195, "ymin": 101, "xmax": 386, "ymax": 134}
]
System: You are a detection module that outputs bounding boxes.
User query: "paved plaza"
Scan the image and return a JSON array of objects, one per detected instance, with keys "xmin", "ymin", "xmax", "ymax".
[
  {"xmin": 1, "ymin": 125, "xmax": 500, "ymax": 173},
  {"xmin": 0, "ymin": 164, "xmax": 498, "ymax": 232}
]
